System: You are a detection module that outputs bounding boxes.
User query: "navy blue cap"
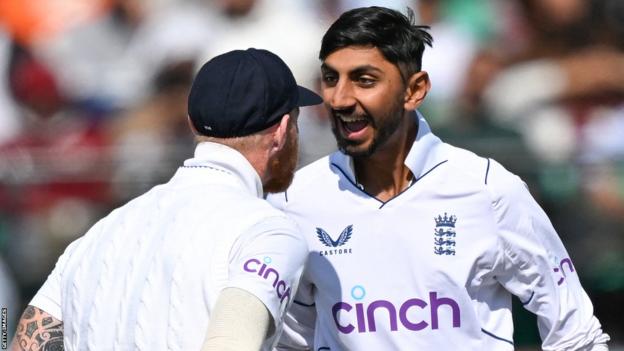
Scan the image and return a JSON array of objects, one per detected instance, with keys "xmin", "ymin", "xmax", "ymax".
[{"xmin": 188, "ymin": 48, "xmax": 322, "ymax": 138}]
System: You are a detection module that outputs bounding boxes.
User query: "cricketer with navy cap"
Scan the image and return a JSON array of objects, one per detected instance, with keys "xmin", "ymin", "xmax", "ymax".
[{"xmin": 11, "ymin": 48, "xmax": 322, "ymax": 351}]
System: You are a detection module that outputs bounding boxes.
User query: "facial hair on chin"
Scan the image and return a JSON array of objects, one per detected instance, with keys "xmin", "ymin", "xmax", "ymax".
[
  {"xmin": 263, "ymin": 133, "xmax": 299, "ymax": 194},
  {"xmin": 333, "ymin": 99, "xmax": 405, "ymax": 158}
]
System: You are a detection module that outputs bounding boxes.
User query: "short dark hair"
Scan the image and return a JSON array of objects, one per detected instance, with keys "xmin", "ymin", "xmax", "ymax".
[{"xmin": 320, "ymin": 7, "xmax": 433, "ymax": 79}]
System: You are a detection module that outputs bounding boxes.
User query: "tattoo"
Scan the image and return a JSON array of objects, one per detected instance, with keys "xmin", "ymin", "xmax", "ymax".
[{"xmin": 11, "ymin": 305, "xmax": 64, "ymax": 351}]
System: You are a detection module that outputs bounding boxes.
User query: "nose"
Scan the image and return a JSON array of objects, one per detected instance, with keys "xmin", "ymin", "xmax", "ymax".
[{"xmin": 326, "ymin": 80, "xmax": 356, "ymax": 110}]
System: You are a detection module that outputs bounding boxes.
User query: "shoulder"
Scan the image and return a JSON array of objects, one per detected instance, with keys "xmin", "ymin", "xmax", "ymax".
[
  {"xmin": 235, "ymin": 193, "xmax": 295, "ymax": 232},
  {"xmin": 440, "ymin": 143, "xmax": 492, "ymax": 187},
  {"xmin": 448, "ymin": 144, "xmax": 530, "ymax": 218},
  {"xmin": 234, "ymin": 201, "xmax": 307, "ymax": 257},
  {"xmin": 444, "ymin": 142, "xmax": 519, "ymax": 181},
  {"xmin": 480, "ymin": 156, "xmax": 528, "ymax": 206},
  {"xmin": 441, "ymin": 142, "xmax": 526, "ymax": 203}
]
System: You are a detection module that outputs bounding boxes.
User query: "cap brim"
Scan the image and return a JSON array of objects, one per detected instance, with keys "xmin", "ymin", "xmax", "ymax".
[{"xmin": 297, "ymin": 86, "xmax": 323, "ymax": 106}]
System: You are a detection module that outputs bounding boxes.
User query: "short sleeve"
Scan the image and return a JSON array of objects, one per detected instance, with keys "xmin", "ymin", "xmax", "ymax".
[
  {"xmin": 29, "ymin": 237, "xmax": 83, "ymax": 321},
  {"xmin": 225, "ymin": 215, "xmax": 307, "ymax": 328}
]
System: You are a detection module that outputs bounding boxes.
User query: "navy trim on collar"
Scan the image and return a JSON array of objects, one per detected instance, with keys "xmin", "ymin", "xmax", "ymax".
[{"xmin": 328, "ymin": 111, "xmax": 449, "ymax": 207}]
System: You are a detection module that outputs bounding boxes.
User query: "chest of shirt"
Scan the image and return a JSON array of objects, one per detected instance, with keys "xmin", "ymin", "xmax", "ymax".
[{"xmin": 287, "ymin": 186, "xmax": 500, "ymax": 300}]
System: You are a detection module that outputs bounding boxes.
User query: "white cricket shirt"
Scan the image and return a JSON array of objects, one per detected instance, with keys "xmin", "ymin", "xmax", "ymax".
[
  {"xmin": 31, "ymin": 142, "xmax": 307, "ymax": 351},
  {"xmin": 268, "ymin": 112, "xmax": 609, "ymax": 351}
]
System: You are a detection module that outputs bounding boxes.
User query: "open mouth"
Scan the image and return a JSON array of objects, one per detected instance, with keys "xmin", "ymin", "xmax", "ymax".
[{"xmin": 336, "ymin": 115, "xmax": 370, "ymax": 137}]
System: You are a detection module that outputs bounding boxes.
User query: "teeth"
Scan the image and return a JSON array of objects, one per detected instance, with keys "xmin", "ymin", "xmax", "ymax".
[{"xmin": 338, "ymin": 116, "xmax": 367, "ymax": 123}]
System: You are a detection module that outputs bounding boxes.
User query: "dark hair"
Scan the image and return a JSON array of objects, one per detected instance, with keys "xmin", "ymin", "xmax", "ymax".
[{"xmin": 320, "ymin": 6, "xmax": 433, "ymax": 79}]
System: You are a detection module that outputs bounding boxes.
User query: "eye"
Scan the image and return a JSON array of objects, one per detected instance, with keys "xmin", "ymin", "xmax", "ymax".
[
  {"xmin": 322, "ymin": 73, "xmax": 338, "ymax": 85},
  {"xmin": 356, "ymin": 76, "xmax": 376, "ymax": 87}
]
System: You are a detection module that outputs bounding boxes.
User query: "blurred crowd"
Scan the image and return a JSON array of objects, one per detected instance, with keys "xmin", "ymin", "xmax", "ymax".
[{"xmin": 0, "ymin": 0, "xmax": 623, "ymax": 346}]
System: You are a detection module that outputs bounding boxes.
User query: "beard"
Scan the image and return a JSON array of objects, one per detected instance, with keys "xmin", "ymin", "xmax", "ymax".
[
  {"xmin": 262, "ymin": 126, "xmax": 299, "ymax": 194},
  {"xmin": 331, "ymin": 97, "xmax": 405, "ymax": 158}
]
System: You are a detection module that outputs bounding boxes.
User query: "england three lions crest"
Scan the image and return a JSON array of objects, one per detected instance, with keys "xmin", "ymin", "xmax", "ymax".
[{"xmin": 434, "ymin": 213, "xmax": 457, "ymax": 256}]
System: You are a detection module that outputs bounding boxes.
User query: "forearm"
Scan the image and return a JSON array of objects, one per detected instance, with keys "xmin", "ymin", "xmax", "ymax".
[
  {"xmin": 10, "ymin": 305, "xmax": 64, "ymax": 351},
  {"xmin": 202, "ymin": 288, "xmax": 273, "ymax": 351}
]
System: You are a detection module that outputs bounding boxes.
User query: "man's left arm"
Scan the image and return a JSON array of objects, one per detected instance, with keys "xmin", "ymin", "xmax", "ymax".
[
  {"xmin": 11, "ymin": 305, "xmax": 63, "ymax": 351},
  {"xmin": 487, "ymin": 161, "xmax": 610, "ymax": 351},
  {"xmin": 10, "ymin": 236, "xmax": 84, "ymax": 351}
]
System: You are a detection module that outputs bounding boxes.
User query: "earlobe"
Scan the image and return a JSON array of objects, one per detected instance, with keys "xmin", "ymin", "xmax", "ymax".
[
  {"xmin": 271, "ymin": 114, "xmax": 291, "ymax": 155},
  {"xmin": 187, "ymin": 115, "xmax": 199, "ymax": 135},
  {"xmin": 404, "ymin": 71, "xmax": 431, "ymax": 111}
]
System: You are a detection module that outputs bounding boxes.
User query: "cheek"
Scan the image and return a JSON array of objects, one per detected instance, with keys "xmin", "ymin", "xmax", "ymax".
[
  {"xmin": 359, "ymin": 88, "xmax": 399, "ymax": 114},
  {"xmin": 321, "ymin": 87, "xmax": 335, "ymax": 106}
]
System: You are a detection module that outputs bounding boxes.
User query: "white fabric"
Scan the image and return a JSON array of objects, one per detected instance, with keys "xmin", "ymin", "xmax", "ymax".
[
  {"xmin": 268, "ymin": 112, "xmax": 609, "ymax": 350},
  {"xmin": 30, "ymin": 142, "xmax": 307, "ymax": 351},
  {"xmin": 202, "ymin": 287, "xmax": 271, "ymax": 351}
]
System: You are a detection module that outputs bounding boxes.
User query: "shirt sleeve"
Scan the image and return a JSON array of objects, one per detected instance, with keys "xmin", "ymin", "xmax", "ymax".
[
  {"xmin": 266, "ymin": 192, "xmax": 316, "ymax": 350},
  {"xmin": 225, "ymin": 215, "xmax": 308, "ymax": 332},
  {"xmin": 29, "ymin": 237, "xmax": 83, "ymax": 321},
  {"xmin": 487, "ymin": 160, "xmax": 610, "ymax": 351},
  {"xmin": 273, "ymin": 269, "xmax": 316, "ymax": 351}
]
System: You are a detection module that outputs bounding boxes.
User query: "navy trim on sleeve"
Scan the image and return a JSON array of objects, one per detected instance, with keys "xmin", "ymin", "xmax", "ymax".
[
  {"xmin": 293, "ymin": 300, "xmax": 315, "ymax": 307},
  {"xmin": 521, "ymin": 291, "xmax": 535, "ymax": 306},
  {"xmin": 484, "ymin": 158, "xmax": 491, "ymax": 185},
  {"xmin": 481, "ymin": 328, "xmax": 514, "ymax": 346}
]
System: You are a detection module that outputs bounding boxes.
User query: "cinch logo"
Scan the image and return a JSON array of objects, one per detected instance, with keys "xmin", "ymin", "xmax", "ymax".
[
  {"xmin": 553, "ymin": 257, "xmax": 575, "ymax": 286},
  {"xmin": 317, "ymin": 225, "xmax": 353, "ymax": 256},
  {"xmin": 243, "ymin": 257, "xmax": 291, "ymax": 303},
  {"xmin": 332, "ymin": 286, "xmax": 461, "ymax": 334}
]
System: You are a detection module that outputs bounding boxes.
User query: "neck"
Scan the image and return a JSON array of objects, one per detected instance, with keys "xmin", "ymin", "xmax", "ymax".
[{"xmin": 354, "ymin": 113, "xmax": 418, "ymax": 202}]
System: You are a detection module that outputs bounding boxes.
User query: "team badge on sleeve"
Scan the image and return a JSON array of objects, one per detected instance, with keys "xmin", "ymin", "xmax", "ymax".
[
  {"xmin": 434, "ymin": 213, "xmax": 457, "ymax": 256},
  {"xmin": 317, "ymin": 225, "xmax": 353, "ymax": 256}
]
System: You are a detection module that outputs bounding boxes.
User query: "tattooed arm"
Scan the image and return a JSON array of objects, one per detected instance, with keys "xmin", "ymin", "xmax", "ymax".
[{"xmin": 10, "ymin": 305, "xmax": 64, "ymax": 351}]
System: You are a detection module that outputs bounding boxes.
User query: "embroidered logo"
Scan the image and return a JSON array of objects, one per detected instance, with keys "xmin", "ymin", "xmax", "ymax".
[
  {"xmin": 317, "ymin": 225, "xmax": 353, "ymax": 256},
  {"xmin": 552, "ymin": 257, "xmax": 575, "ymax": 286},
  {"xmin": 434, "ymin": 213, "xmax": 457, "ymax": 256},
  {"xmin": 243, "ymin": 256, "xmax": 291, "ymax": 303}
]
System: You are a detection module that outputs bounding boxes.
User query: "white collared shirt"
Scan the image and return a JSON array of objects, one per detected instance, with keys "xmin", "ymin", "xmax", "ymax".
[
  {"xmin": 268, "ymin": 112, "xmax": 609, "ymax": 350},
  {"xmin": 31, "ymin": 142, "xmax": 307, "ymax": 351}
]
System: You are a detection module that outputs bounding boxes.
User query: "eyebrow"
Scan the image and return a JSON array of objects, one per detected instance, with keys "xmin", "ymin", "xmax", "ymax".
[{"xmin": 321, "ymin": 63, "xmax": 383, "ymax": 75}]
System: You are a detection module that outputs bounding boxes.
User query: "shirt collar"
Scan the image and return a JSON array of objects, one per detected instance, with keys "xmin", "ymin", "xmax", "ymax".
[
  {"xmin": 181, "ymin": 141, "xmax": 264, "ymax": 198},
  {"xmin": 330, "ymin": 111, "xmax": 446, "ymax": 183}
]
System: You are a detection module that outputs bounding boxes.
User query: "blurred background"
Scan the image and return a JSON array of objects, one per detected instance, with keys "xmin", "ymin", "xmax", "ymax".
[{"xmin": 0, "ymin": 0, "xmax": 622, "ymax": 348}]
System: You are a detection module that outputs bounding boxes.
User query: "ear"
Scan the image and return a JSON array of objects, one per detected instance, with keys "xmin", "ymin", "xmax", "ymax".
[
  {"xmin": 187, "ymin": 115, "xmax": 199, "ymax": 135},
  {"xmin": 403, "ymin": 71, "xmax": 431, "ymax": 111},
  {"xmin": 269, "ymin": 114, "xmax": 291, "ymax": 157}
]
